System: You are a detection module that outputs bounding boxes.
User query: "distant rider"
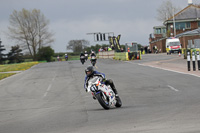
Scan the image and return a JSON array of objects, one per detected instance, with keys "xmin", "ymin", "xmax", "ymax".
[
  {"xmin": 80, "ymin": 52, "xmax": 85, "ymax": 59},
  {"xmin": 84, "ymin": 66, "xmax": 119, "ymax": 99},
  {"xmin": 90, "ymin": 51, "xmax": 96, "ymax": 59},
  {"xmin": 84, "ymin": 51, "xmax": 88, "ymax": 60},
  {"xmin": 65, "ymin": 54, "xmax": 68, "ymax": 61}
]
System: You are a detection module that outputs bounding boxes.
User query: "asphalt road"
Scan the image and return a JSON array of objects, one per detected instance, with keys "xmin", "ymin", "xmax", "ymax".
[{"xmin": 0, "ymin": 55, "xmax": 200, "ymax": 133}]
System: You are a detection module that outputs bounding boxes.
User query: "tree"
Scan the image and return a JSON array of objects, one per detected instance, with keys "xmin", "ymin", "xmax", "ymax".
[
  {"xmin": 156, "ymin": 0, "xmax": 180, "ymax": 22},
  {"xmin": 37, "ymin": 46, "xmax": 54, "ymax": 62},
  {"xmin": 7, "ymin": 8, "xmax": 54, "ymax": 61},
  {"xmin": 7, "ymin": 45, "xmax": 24, "ymax": 64},
  {"xmin": 67, "ymin": 39, "xmax": 89, "ymax": 53},
  {"xmin": 0, "ymin": 40, "xmax": 6, "ymax": 64}
]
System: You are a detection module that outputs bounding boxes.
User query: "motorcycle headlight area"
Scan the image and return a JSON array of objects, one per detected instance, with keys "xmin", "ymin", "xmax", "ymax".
[{"xmin": 90, "ymin": 85, "xmax": 98, "ymax": 92}]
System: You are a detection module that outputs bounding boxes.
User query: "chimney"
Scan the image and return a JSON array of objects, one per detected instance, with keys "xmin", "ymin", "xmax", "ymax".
[{"xmin": 188, "ymin": 0, "xmax": 193, "ymax": 5}]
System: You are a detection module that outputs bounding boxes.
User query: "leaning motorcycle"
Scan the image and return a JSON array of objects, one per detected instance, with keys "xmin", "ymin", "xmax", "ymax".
[
  {"xmin": 87, "ymin": 77, "xmax": 122, "ymax": 110},
  {"xmin": 90, "ymin": 56, "xmax": 96, "ymax": 66},
  {"xmin": 80, "ymin": 56, "xmax": 85, "ymax": 65}
]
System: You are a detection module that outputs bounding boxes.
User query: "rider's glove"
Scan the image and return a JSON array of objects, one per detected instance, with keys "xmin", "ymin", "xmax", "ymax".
[
  {"xmin": 101, "ymin": 78, "xmax": 106, "ymax": 84},
  {"xmin": 102, "ymin": 78, "xmax": 106, "ymax": 82}
]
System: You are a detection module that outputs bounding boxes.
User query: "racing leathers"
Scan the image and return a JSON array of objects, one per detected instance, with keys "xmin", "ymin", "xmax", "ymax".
[{"xmin": 84, "ymin": 71, "xmax": 118, "ymax": 96}]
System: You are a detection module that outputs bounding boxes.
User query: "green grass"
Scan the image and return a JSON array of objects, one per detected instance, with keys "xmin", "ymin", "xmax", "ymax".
[
  {"xmin": 0, "ymin": 62, "xmax": 39, "ymax": 72},
  {"xmin": 0, "ymin": 73, "xmax": 16, "ymax": 80},
  {"xmin": 0, "ymin": 62, "xmax": 39, "ymax": 80}
]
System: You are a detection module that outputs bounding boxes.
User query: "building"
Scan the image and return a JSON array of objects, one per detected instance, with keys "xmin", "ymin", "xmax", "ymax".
[{"xmin": 149, "ymin": 2, "xmax": 200, "ymax": 53}]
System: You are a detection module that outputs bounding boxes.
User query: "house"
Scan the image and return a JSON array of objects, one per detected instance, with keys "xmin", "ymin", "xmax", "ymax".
[{"xmin": 149, "ymin": 2, "xmax": 200, "ymax": 53}]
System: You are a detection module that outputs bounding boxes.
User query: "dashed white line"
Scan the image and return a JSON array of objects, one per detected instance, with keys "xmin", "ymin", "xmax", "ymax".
[
  {"xmin": 43, "ymin": 72, "xmax": 56, "ymax": 98},
  {"xmin": 43, "ymin": 84, "xmax": 52, "ymax": 97},
  {"xmin": 167, "ymin": 85, "xmax": 179, "ymax": 92}
]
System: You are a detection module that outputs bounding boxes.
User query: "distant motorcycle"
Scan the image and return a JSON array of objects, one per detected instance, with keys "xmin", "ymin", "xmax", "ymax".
[
  {"xmin": 80, "ymin": 56, "xmax": 85, "ymax": 65},
  {"xmin": 86, "ymin": 77, "xmax": 122, "ymax": 110},
  {"xmin": 85, "ymin": 53, "xmax": 88, "ymax": 61},
  {"xmin": 90, "ymin": 56, "xmax": 96, "ymax": 66},
  {"xmin": 65, "ymin": 56, "xmax": 68, "ymax": 61}
]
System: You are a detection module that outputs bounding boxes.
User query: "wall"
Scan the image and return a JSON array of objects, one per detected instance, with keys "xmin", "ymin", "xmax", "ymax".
[{"xmin": 150, "ymin": 38, "xmax": 166, "ymax": 53}]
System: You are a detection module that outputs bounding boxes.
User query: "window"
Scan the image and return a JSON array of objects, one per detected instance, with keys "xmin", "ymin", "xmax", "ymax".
[
  {"xmin": 198, "ymin": 21, "xmax": 200, "ymax": 27},
  {"xmin": 175, "ymin": 22, "xmax": 191, "ymax": 30},
  {"xmin": 163, "ymin": 29, "xmax": 166, "ymax": 33},
  {"xmin": 185, "ymin": 22, "xmax": 191, "ymax": 29},
  {"xmin": 156, "ymin": 28, "xmax": 161, "ymax": 34}
]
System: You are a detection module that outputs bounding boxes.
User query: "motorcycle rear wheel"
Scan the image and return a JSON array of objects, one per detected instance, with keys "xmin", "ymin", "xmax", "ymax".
[{"xmin": 115, "ymin": 96, "xmax": 122, "ymax": 107}]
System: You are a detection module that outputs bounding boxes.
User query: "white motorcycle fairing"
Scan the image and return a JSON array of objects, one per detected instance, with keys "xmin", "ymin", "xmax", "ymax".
[{"xmin": 87, "ymin": 77, "xmax": 117, "ymax": 109}]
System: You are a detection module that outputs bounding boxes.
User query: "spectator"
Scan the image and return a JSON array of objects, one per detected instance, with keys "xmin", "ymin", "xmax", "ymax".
[
  {"xmin": 57, "ymin": 56, "xmax": 60, "ymax": 61},
  {"xmin": 99, "ymin": 47, "xmax": 103, "ymax": 52},
  {"xmin": 108, "ymin": 47, "xmax": 112, "ymax": 51}
]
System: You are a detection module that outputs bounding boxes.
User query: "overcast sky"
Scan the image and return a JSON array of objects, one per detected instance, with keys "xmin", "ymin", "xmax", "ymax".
[{"xmin": 0, "ymin": 0, "xmax": 199, "ymax": 53}]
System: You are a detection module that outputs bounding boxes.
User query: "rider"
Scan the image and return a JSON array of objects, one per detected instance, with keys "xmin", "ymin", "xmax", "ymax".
[
  {"xmin": 80, "ymin": 52, "xmax": 85, "ymax": 59},
  {"xmin": 84, "ymin": 66, "xmax": 119, "ymax": 99},
  {"xmin": 90, "ymin": 51, "xmax": 96, "ymax": 59},
  {"xmin": 84, "ymin": 51, "xmax": 88, "ymax": 60},
  {"xmin": 65, "ymin": 54, "xmax": 68, "ymax": 60}
]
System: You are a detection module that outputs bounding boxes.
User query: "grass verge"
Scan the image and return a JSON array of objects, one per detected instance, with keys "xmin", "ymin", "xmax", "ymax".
[
  {"xmin": 0, "ymin": 73, "xmax": 16, "ymax": 80},
  {"xmin": 0, "ymin": 62, "xmax": 39, "ymax": 80}
]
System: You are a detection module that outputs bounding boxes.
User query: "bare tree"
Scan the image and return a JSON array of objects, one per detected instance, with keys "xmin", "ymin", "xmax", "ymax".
[
  {"xmin": 156, "ymin": 0, "xmax": 181, "ymax": 22},
  {"xmin": 7, "ymin": 8, "xmax": 54, "ymax": 60},
  {"xmin": 67, "ymin": 39, "xmax": 89, "ymax": 53}
]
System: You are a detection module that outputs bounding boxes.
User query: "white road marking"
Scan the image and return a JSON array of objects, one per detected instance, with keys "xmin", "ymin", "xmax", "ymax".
[
  {"xmin": 43, "ymin": 84, "xmax": 52, "ymax": 97},
  {"xmin": 43, "ymin": 72, "xmax": 56, "ymax": 98},
  {"xmin": 167, "ymin": 85, "xmax": 179, "ymax": 92},
  {"xmin": 135, "ymin": 63, "xmax": 200, "ymax": 78}
]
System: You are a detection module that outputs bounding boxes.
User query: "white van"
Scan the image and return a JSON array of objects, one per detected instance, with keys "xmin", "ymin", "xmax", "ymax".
[{"xmin": 166, "ymin": 37, "xmax": 181, "ymax": 54}]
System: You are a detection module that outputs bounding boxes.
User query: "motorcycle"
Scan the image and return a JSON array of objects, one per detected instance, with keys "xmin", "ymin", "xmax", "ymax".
[
  {"xmin": 90, "ymin": 56, "xmax": 96, "ymax": 66},
  {"xmin": 80, "ymin": 56, "xmax": 85, "ymax": 64},
  {"xmin": 85, "ymin": 53, "xmax": 88, "ymax": 61},
  {"xmin": 65, "ymin": 56, "xmax": 68, "ymax": 61},
  {"xmin": 86, "ymin": 77, "xmax": 122, "ymax": 110}
]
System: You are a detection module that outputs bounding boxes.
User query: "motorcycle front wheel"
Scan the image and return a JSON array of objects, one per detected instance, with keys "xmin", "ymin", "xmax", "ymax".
[{"xmin": 96, "ymin": 92, "xmax": 110, "ymax": 110}]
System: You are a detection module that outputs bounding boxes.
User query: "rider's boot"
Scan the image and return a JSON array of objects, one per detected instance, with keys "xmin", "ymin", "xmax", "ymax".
[
  {"xmin": 93, "ymin": 96, "xmax": 96, "ymax": 100},
  {"xmin": 105, "ymin": 79, "xmax": 119, "ymax": 97},
  {"xmin": 112, "ymin": 86, "xmax": 119, "ymax": 97}
]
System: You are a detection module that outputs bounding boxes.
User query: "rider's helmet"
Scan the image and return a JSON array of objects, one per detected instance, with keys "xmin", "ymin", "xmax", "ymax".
[{"xmin": 85, "ymin": 66, "xmax": 94, "ymax": 77}]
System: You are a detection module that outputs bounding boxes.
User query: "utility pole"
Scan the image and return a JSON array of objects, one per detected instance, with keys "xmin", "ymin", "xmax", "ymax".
[{"xmin": 173, "ymin": 8, "xmax": 176, "ymax": 37}]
